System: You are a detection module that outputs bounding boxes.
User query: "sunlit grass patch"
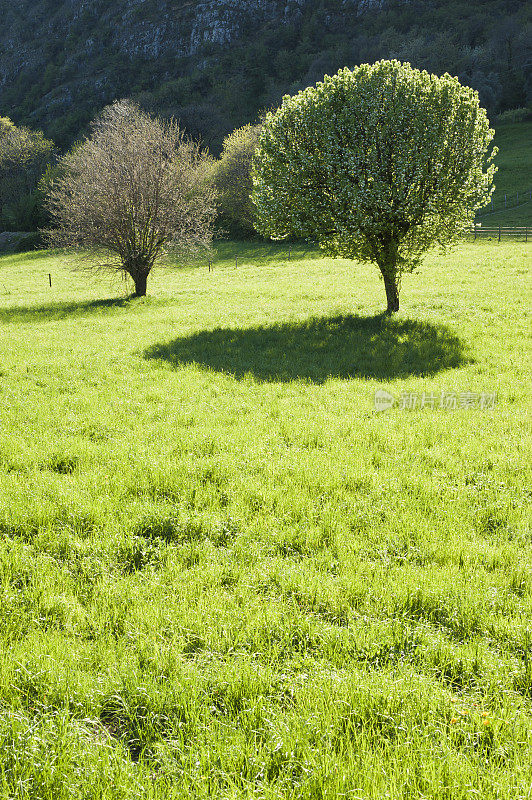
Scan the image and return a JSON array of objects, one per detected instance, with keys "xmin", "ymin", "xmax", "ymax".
[{"xmin": 0, "ymin": 240, "xmax": 530, "ymax": 798}]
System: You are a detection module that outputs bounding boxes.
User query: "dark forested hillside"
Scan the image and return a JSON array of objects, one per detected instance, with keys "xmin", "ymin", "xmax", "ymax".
[{"xmin": 0, "ymin": 0, "xmax": 530, "ymax": 151}]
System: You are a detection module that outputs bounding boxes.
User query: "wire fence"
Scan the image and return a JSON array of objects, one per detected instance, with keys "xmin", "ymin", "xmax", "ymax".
[
  {"xmin": 477, "ymin": 188, "xmax": 532, "ymax": 216},
  {"xmin": 466, "ymin": 226, "xmax": 531, "ymax": 241}
]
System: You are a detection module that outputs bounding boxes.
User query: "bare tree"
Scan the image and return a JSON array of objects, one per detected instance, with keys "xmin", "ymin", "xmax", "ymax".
[{"xmin": 46, "ymin": 100, "xmax": 216, "ymax": 296}]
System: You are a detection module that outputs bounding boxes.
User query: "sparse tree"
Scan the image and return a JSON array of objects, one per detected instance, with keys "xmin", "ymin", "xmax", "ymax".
[
  {"xmin": 253, "ymin": 60, "xmax": 497, "ymax": 313},
  {"xmin": 214, "ymin": 123, "xmax": 262, "ymax": 235},
  {"xmin": 46, "ymin": 100, "xmax": 216, "ymax": 296}
]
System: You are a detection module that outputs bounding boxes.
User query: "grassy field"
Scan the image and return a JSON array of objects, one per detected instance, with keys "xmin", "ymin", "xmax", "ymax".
[
  {"xmin": 476, "ymin": 121, "xmax": 532, "ymax": 227},
  {"xmin": 0, "ymin": 240, "xmax": 531, "ymax": 799}
]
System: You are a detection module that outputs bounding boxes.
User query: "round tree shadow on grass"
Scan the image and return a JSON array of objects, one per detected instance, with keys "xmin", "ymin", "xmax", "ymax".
[{"xmin": 144, "ymin": 314, "xmax": 470, "ymax": 383}]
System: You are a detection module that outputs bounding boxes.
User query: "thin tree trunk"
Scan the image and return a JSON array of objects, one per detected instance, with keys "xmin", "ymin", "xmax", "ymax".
[
  {"xmin": 383, "ymin": 274, "xmax": 399, "ymax": 314},
  {"xmin": 133, "ymin": 272, "xmax": 148, "ymax": 297},
  {"xmin": 378, "ymin": 240, "xmax": 400, "ymax": 314}
]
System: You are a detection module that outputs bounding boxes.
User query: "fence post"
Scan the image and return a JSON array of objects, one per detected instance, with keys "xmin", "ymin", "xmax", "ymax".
[
  {"xmin": 526, "ymin": 228, "xmax": 528, "ymax": 243},
  {"xmin": 504, "ymin": 195, "xmax": 507, "ymax": 208},
  {"xmin": 474, "ymin": 227, "xmax": 476, "ymax": 240},
  {"xmin": 48, "ymin": 274, "xmax": 52, "ymax": 288},
  {"xmin": 498, "ymin": 226, "xmax": 501, "ymax": 242},
  {"xmin": 235, "ymin": 256, "xmax": 238, "ymax": 269}
]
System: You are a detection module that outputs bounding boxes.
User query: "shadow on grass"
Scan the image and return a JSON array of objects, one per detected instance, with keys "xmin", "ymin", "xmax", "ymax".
[
  {"xmin": 0, "ymin": 297, "xmax": 133, "ymax": 325},
  {"xmin": 213, "ymin": 240, "xmax": 319, "ymax": 265},
  {"xmin": 144, "ymin": 314, "xmax": 470, "ymax": 383},
  {"xmin": 0, "ymin": 248, "xmax": 50, "ymax": 263}
]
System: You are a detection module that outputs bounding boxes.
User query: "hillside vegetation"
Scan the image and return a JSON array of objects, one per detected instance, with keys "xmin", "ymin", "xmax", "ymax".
[
  {"xmin": 0, "ymin": 240, "xmax": 530, "ymax": 798},
  {"xmin": 0, "ymin": 0, "xmax": 529, "ymax": 150}
]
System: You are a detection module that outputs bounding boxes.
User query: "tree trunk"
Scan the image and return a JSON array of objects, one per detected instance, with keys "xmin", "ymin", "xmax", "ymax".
[
  {"xmin": 133, "ymin": 272, "xmax": 148, "ymax": 297},
  {"xmin": 383, "ymin": 275, "xmax": 399, "ymax": 314}
]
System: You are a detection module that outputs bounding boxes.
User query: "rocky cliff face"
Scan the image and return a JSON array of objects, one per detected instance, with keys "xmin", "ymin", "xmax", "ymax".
[
  {"xmin": 0, "ymin": 0, "xmax": 306, "ymax": 81},
  {"xmin": 0, "ymin": 0, "xmax": 391, "ymax": 90},
  {"xmin": 0, "ymin": 0, "xmax": 312, "ymax": 134},
  {"xmin": 0, "ymin": 0, "xmax": 369, "ymax": 141}
]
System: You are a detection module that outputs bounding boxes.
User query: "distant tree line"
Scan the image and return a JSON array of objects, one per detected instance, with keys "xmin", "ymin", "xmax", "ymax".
[{"xmin": 0, "ymin": 112, "xmax": 261, "ymax": 241}]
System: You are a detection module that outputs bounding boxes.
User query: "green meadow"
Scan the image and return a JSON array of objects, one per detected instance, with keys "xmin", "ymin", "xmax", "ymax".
[
  {"xmin": 0, "ymin": 239, "xmax": 531, "ymax": 798},
  {"xmin": 476, "ymin": 121, "xmax": 532, "ymax": 227}
]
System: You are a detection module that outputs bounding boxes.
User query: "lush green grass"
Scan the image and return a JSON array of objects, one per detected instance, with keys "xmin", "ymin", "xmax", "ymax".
[
  {"xmin": 476, "ymin": 122, "xmax": 532, "ymax": 226},
  {"xmin": 0, "ymin": 240, "xmax": 531, "ymax": 799},
  {"xmin": 491, "ymin": 122, "xmax": 532, "ymax": 199}
]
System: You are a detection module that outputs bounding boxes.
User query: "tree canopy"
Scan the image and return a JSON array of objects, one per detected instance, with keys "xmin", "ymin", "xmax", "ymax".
[
  {"xmin": 46, "ymin": 100, "xmax": 216, "ymax": 296},
  {"xmin": 0, "ymin": 117, "xmax": 54, "ymax": 230},
  {"xmin": 214, "ymin": 123, "xmax": 262, "ymax": 235}
]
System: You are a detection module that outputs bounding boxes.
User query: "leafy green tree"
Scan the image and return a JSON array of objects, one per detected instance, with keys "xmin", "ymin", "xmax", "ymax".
[
  {"xmin": 214, "ymin": 123, "xmax": 262, "ymax": 235},
  {"xmin": 252, "ymin": 60, "xmax": 497, "ymax": 312},
  {"xmin": 0, "ymin": 117, "xmax": 54, "ymax": 230}
]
